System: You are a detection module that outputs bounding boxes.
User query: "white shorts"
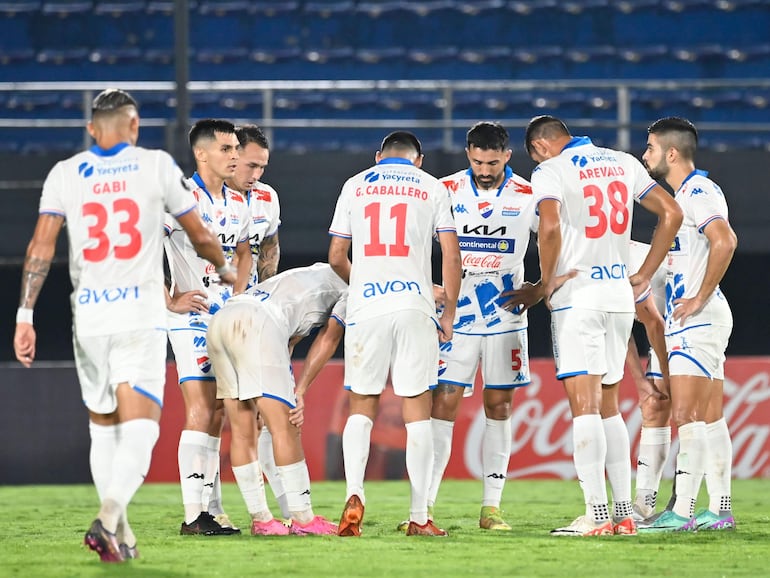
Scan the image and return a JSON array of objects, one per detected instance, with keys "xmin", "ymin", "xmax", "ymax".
[
  {"xmin": 666, "ymin": 324, "xmax": 731, "ymax": 379},
  {"xmin": 646, "ymin": 347, "xmax": 664, "ymax": 380},
  {"xmin": 74, "ymin": 328, "xmax": 167, "ymax": 414},
  {"xmin": 167, "ymin": 310, "xmax": 215, "ymax": 383},
  {"xmin": 207, "ymin": 300, "xmax": 296, "ymax": 406},
  {"xmin": 550, "ymin": 307, "xmax": 634, "ymax": 383},
  {"xmin": 438, "ymin": 328, "xmax": 531, "ymax": 395},
  {"xmin": 344, "ymin": 310, "xmax": 438, "ymax": 397}
]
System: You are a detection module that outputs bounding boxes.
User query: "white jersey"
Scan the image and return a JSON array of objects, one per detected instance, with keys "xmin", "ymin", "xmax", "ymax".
[
  {"xmin": 329, "ymin": 157, "xmax": 456, "ymax": 323},
  {"xmin": 244, "ymin": 181, "xmax": 281, "ymax": 287},
  {"xmin": 441, "ymin": 166, "xmax": 537, "ymax": 335},
  {"xmin": 628, "ymin": 239, "xmax": 667, "ymax": 315},
  {"xmin": 531, "ymin": 136, "xmax": 658, "ymax": 312},
  {"xmin": 665, "ymin": 169, "xmax": 732, "ymax": 332},
  {"xmin": 232, "ymin": 262, "xmax": 347, "ymax": 337},
  {"xmin": 39, "ymin": 143, "xmax": 197, "ymax": 337},
  {"xmin": 164, "ymin": 172, "xmax": 249, "ymax": 314}
]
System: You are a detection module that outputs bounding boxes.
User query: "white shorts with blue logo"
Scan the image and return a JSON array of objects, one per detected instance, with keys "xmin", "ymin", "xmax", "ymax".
[
  {"xmin": 344, "ymin": 309, "xmax": 438, "ymax": 398},
  {"xmin": 551, "ymin": 307, "xmax": 634, "ymax": 383},
  {"xmin": 666, "ymin": 324, "xmax": 731, "ymax": 379},
  {"xmin": 167, "ymin": 310, "xmax": 215, "ymax": 383},
  {"xmin": 74, "ymin": 328, "xmax": 167, "ymax": 414},
  {"xmin": 438, "ymin": 328, "xmax": 530, "ymax": 395},
  {"xmin": 207, "ymin": 300, "xmax": 296, "ymax": 406}
]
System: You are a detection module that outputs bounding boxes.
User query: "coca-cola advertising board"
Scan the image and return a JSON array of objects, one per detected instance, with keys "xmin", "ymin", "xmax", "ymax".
[{"xmin": 146, "ymin": 357, "xmax": 770, "ymax": 482}]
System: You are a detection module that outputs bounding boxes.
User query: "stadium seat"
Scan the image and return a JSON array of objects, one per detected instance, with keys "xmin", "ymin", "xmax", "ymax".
[
  {"xmin": 197, "ymin": 1, "xmax": 252, "ymax": 16},
  {"xmin": 93, "ymin": 1, "xmax": 145, "ymax": 16},
  {"xmin": 507, "ymin": 0, "xmax": 558, "ymax": 16},
  {"xmin": 41, "ymin": 1, "xmax": 93, "ymax": 16},
  {"xmin": 0, "ymin": 1, "xmax": 41, "ymax": 16}
]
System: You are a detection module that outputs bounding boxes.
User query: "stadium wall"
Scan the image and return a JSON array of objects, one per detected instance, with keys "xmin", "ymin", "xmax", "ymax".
[{"xmin": 2, "ymin": 358, "xmax": 769, "ymax": 485}]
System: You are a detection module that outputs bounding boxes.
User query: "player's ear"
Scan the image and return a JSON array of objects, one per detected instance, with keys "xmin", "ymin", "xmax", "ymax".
[
  {"xmin": 86, "ymin": 121, "xmax": 96, "ymax": 139},
  {"xmin": 413, "ymin": 154, "xmax": 424, "ymax": 168},
  {"xmin": 374, "ymin": 150, "xmax": 382, "ymax": 163}
]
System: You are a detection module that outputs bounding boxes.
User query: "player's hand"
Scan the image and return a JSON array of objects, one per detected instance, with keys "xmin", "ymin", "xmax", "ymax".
[
  {"xmin": 14, "ymin": 323, "xmax": 36, "ymax": 368},
  {"xmin": 289, "ymin": 391, "xmax": 305, "ymax": 428},
  {"xmin": 542, "ymin": 269, "xmax": 578, "ymax": 310},
  {"xmin": 500, "ymin": 281, "xmax": 543, "ymax": 313},
  {"xmin": 672, "ymin": 295, "xmax": 705, "ymax": 327},
  {"xmin": 169, "ymin": 290, "xmax": 209, "ymax": 314},
  {"xmin": 636, "ymin": 377, "xmax": 669, "ymax": 402},
  {"xmin": 438, "ymin": 315, "xmax": 453, "ymax": 343}
]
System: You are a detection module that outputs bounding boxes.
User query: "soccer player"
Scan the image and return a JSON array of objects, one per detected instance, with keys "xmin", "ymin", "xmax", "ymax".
[
  {"xmin": 165, "ymin": 119, "xmax": 252, "ymax": 536},
  {"xmin": 229, "ymin": 123, "xmax": 287, "ymax": 518},
  {"xmin": 525, "ymin": 115, "xmax": 682, "ymax": 537},
  {"xmin": 419, "ymin": 122, "xmax": 538, "ymax": 532},
  {"xmin": 206, "ymin": 262, "xmax": 345, "ymax": 535},
  {"xmin": 639, "ymin": 117, "xmax": 737, "ymax": 532},
  {"xmin": 329, "ymin": 131, "xmax": 462, "ymax": 537},
  {"xmin": 13, "ymin": 89, "xmax": 236, "ymax": 563}
]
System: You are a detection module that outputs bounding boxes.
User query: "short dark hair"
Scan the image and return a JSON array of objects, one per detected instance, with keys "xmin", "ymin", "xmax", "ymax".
[
  {"xmin": 189, "ymin": 118, "xmax": 236, "ymax": 149},
  {"xmin": 380, "ymin": 130, "xmax": 422, "ymax": 156},
  {"xmin": 91, "ymin": 88, "xmax": 138, "ymax": 119},
  {"xmin": 467, "ymin": 121, "xmax": 509, "ymax": 152},
  {"xmin": 647, "ymin": 116, "xmax": 698, "ymax": 161},
  {"xmin": 235, "ymin": 124, "xmax": 269, "ymax": 150},
  {"xmin": 524, "ymin": 115, "xmax": 570, "ymax": 155}
]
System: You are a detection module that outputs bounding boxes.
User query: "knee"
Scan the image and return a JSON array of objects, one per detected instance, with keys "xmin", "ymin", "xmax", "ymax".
[{"xmin": 483, "ymin": 398, "xmax": 512, "ymax": 420}]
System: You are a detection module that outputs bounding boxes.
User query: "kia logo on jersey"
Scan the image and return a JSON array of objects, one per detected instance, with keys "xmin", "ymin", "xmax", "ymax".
[{"xmin": 478, "ymin": 201, "xmax": 493, "ymax": 218}]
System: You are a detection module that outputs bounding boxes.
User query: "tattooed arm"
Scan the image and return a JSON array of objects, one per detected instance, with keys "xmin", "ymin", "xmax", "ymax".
[
  {"xmin": 257, "ymin": 232, "xmax": 280, "ymax": 281},
  {"xmin": 15, "ymin": 213, "xmax": 64, "ymax": 367}
]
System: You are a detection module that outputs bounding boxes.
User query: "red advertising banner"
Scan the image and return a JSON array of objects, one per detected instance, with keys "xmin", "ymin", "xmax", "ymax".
[{"xmin": 146, "ymin": 356, "xmax": 770, "ymax": 482}]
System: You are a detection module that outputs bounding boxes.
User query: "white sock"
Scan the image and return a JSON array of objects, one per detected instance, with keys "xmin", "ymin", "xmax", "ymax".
[
  {"xmin": 482, "ymin": 417, "xmax": 511, "ymax": 508},
  {"xmin": 258, "ymin": 426, "xmax": 290, "ymax": 519},
  {"xmin": 602, "ymin": 414, "xmax": 632, "ymax": 519},
  {"xmin": 427, "ymin": 418, "xmax": 454, "ymax": 507},
  {"xmin": 178, "ymin": 429, "xmax": 209, "ymax": 523},
  {"xmin": 673, "ymin": 421, "xmax": 706, "ymax": 519},
  {"xmin": 100, "ymin": 419, "xmax": 159, "ymax": 533},
  {"xmin": 405, "ymin": 420, "xmax": 433, "ymax": 525},
  {"xmin": 232, "ymin": 461, "xmax": 271, "ymax": 521},
  {"xmin": 278, "ymin": 460, "xmax": 314, "ymax": 524},
  {"xmin": 342, "ymin": 414, "xmax": 373, "ymax": 504},
  {"xmin": 89, "ymin": 422, "xmax": 119, "ymax": 501},
  {"xmin": 572, "ymin": 414, "xmax": 609, "ymax": 523},
  {"xmin": 635, "ymin": 426, "xmax": 671, "ymax": 508},
  {"xmin": 204, "ymin": 435, "xmax": 223, "ymax": 516},
  {"xmin": 705, "ymin": 417, "xmax": 733, "ymax": 514}
]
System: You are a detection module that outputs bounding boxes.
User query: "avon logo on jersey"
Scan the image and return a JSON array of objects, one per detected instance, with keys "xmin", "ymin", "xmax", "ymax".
[
  {"xmin": 590, "ymin": 262, "xmax": 627, "ymax": 280},
  {"xmin": 77, "ymin": 285, "xmax": 140, "ymax": 305},
  {"xmin": 478, "ymin": 201, "xmax": 493, "ymax": 219},
  {"xmin": 362, "ymin": 279, "xmax": 422, "ymax": 298}
]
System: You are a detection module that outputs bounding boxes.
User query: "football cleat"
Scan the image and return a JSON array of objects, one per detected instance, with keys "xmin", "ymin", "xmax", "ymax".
[
  {"xmin": 338, "ymin": 494, "xmax": 365, "ymax": 537},
  {"xmin": 397, "ymin": 505, "xmax": 433, "ymax": 532},
  {"xmin": 119, "ymin": 543, "xmax": 139, "ymax": 559},
  {"xmin": 406, "ymin": 520, "xmax": 448, "ymax": 537},
  {"xmin": 251, "ymin": 518, "xmax": 291, "ymax": 536},
  {"xmin": 612, "ymin": 516, "xmax": 638, "ymax": 536},
  {"xmin": 479, "ymin": 506, "xmax": 512, "ymax": 531},
  {"xmin": 214, "ymin": 513, "xmax": 241, "ymax": 534},
  {"xmin": 632, "ymin": 502, "xmax": 656, "ymax": 523},
  {"xmin": 290, "ymin": 516, "xmax": 338, "ymax": 535},
  {"xmin": 550, "ymin": 515, "xmax": 613, "ymax": 537},
  {"xmin": 694, "ymin": 509, "xmax": 736, "ymax": 531},
  {"xmin": 637, "ymin": 509, "xmax": 696, "ymax": 533},
  {"xmin": 180, "ymin": 512, "xmax": 239, "ymax": 536},
  {"xmin": 84, "ymin": 519, "xmax": 124, "ymax": 563}
]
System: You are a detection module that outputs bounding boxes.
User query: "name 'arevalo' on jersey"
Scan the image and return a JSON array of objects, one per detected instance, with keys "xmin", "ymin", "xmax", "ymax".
[
  {"xmin": 232, "ymin": 262, "xmax": 347, "ymax": 338},
  {"xmin": 328, "ymin": 157, "xmax": 456, "ymax": 324},
  {"xmin": 628, "ymin": 239, "xmax": 667, "ymax": 316},
  {"xmin": 39, "ymin": 142, "xmax": 198, "ymax": 337},
  {"xmin": 665, "ymin": 169, "xmax": 732, "ymax": 331},
  {"xmin": 531, "ymin": 137, "xmax": 658, "ymax": 313},
  {"xmin": 245, "ymin": 181, "xmax": 281, "ymax": 287},
  {"xmin": 164, "ymin": 172, "xmax": 250, "ymax": 313},
  {"xmin": 441, "ymin": 166, "xmax": 537, "ymax": 334}
]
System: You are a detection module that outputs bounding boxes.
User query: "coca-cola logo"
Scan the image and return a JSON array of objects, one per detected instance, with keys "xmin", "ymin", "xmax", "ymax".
[
  {"xmin": 462, "ymin": 367, "xmax": 770, "ymax": 479},
  {"xmin": 462, "ymin": 253, "xmax": 504, "ymax": 269}
]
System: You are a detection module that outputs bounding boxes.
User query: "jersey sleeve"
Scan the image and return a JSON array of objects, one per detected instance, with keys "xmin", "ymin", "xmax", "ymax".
[
  {"xmin": 265, "ymin": 185, "xmax": 281, "ymax": 237},
  {"xmin": 328, "ymin": 181, "xmax": 353, "ymax": 238},
  {"xmin": 530, "ymin": 162, "xmax": 563, "ymax": 207},
  {"xmin": 626, "ymin": 154, "xmax": 658, "ymax": 202},
  {"xmin": 433, "ymin": 180, "xmax": 456, "ymax": 233},
  {"xmin": 690, "ymin": 181, "xmax": 729, "ymax": 232},
  {"xmin": 39, "ymin": 161, "xmax": 67, "ymax": 217},
  {"xmin": 158, "ymin": 151, "xmax": 197, "ymax": 217}
]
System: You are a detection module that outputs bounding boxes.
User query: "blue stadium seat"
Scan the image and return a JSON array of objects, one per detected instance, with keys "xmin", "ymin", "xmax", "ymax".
[
  {"xmin": 41, "ymin": 1, "xmax": 93, "ymax": 16},
  {"xmin": 93, "ymin": 1, "xmax": 145, "ymax": 16},
  {"xmin": 197, "ymin": 1, "xmax": 252, "ymax": 16},
  {"xmin": 506, "ymin": 0, "xmax": 558, "ymax": 16},
  {"xmin": 0, "ymin": 1, "xmax": 41, "ymax": 16}
]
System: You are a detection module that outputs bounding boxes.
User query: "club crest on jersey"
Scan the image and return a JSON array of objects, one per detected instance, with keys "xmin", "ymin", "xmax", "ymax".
[
  {"xmin": 437, "ymin": 358, "xmax": 448, "ymax": 376},
  {"xmin": 196, "ymin": 356, "xmax": 212, "ymax": 373},
  {"xmin": 477, "ymin": 201, "xmax": 493, "ymax": 219}
]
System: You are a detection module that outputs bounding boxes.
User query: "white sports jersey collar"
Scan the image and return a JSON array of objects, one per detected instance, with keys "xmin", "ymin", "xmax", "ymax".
[
  {"xmin": 562, "ymin": 136, "xmax": 592, "ymax": 150},
  {"xmin": 191, "ymin": 171, "xmax": 228, "ymax": 205},
  {"xmin": 678, "ymin": 168, "xmax": 709, "ymax": 191},
  {"xmin": 466, "ymin": 165, "xmax": 513, "ymax": 197},
  {"xmin": 377, "ymin": 157, "xmax": 415, "ymax": 166},
  {"xmin": 89, "ymin": 142, "xmax": 130, "ymax": 157}
]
